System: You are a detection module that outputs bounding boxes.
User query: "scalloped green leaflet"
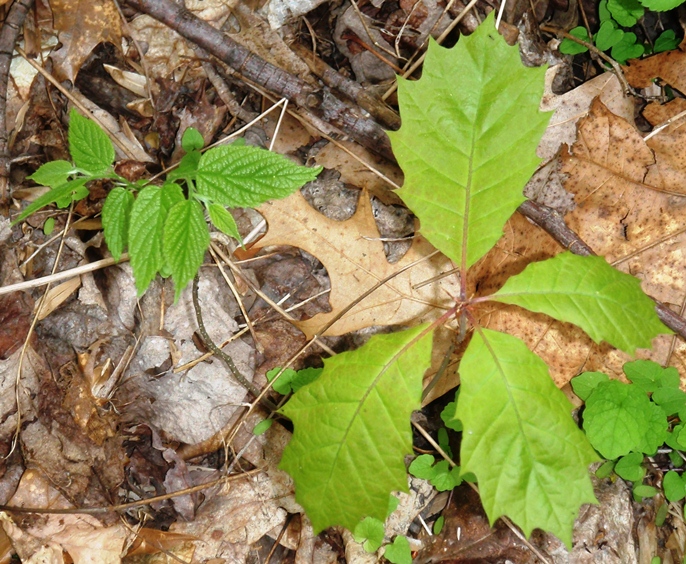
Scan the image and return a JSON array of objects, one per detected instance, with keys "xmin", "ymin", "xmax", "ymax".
[
  {"xmin": 101, "ymin": 187, "xmax": 133, "ymax": 261},
  {"xmin": 608, "ymin": 0, "xmax": 644, "ymax": 27},
  {"xmin": 163, "ymin": 199, "xmax": 210, "ymax": 301},
  {"xmin": 491, "ymin": 252, "xmax": 670, "ymax": 354},
  {"xmin": 639, "ymin": 0, "xmax": 684, "ymax": 10},
  {"xmin": 279, "ymin": 325, "xmax": 432, "ymax": 533},
  {"xmin": 583, "ymin": 380, "xmax": 667, "ymax": 458},
  {"xmin": 196, "ymin": 144, "xmax": 322, "ymax": 208},
  {"xmin": 68, "ymin": 108, "xmax": 115, "ymax": 174},
  {"xmin": 455, "ymin": 328, "xmax": 598, "ymax": 547},
  {"xmin": 388, "ymin": 12, "xmax": 551, "ymax": 269}
]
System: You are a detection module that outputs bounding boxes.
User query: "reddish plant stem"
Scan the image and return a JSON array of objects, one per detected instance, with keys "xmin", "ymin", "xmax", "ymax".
[
  {"xmin": 122, "ymin": 0, "xmax": 394, "ymax": 160},
  {"xmin": 518, "ymin": 199, "xmax": 686, "ymax": 340},
  {"xmin": 0, "ymin": 0, "xmax": 35, "ymax": 210}
]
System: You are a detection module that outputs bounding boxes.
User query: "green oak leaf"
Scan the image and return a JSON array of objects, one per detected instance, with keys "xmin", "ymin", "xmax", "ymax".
[
  {"xmin": 624, "ymin": 359, "xmax": 680, "ymax": 392},
  {"xmin": 68, "ymin": 108, "xmax": 115, "ymax": 174},
  {"xmin": 28, "ymin": 160, "xmax": 76, "ymax": 187},
  {"xmin": 607, "ymin": 0, "xmax": 644, "ymax": 26},
  {"xmin": 388, "ymin": 12, "xmax": 551, "ymax": 269},
  {"xmin": 196, "ymin": 144, "xmax": 322, "ymax": 208},
  {"xmin": 208, "ymin": 203, "xmax": 241, "ymax": 242},
  {"xmin": 491, "ymin": 252, "xmax": 671, "ymax": 354},
  {"xmin": 456, "ymin": 328, "xmax": 598, "ymax": 547},
  {"xmin": 583, "ymin": 380, "xmax": 667, "ymax": 458},
  {"xmin": 13, "ymin": 177, "xmax": 89, "ymax": 224},
  {"xmin": 101, "ymin": 187, "xmax": 134, "ymax": 261},
  {"xmin": 163, "ymin": 199, "xmax": 210, "ymax": 301},
  {"xmin": 128, "ymin": 184, "xmax": 183, "ymax": 295},
  {"xmin": 280, "ymin": 325, "xmax": 432, "ymax": 533},
  {"xmin": 639, "ymin": 0, "xmax": 684, "ymax": 10}
]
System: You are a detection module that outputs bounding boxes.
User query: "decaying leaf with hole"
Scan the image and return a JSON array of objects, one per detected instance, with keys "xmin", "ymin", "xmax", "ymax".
[{"xmin": 256, "ymin": 190, "xmax": 459, "ymax": 338}]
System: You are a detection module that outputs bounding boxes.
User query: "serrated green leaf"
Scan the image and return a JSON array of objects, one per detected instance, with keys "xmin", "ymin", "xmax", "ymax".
[
  {"xmin": 208, "ymin": 203, "xmax": 241, "ymax": 242},
  {"xmin": 491, "ymin": 252, "xmax": 670, "ymax": 354},
  {"xmin": 583, "ymin": 380, "xmax": 667, "ymax": 458},
  {"xmin": 636, "ymin": 402, "xmax": 669, "ymax": 455},
  {"xmin": 388, "ymin": 12, "xmax": 551, "ymax": 269},
  {"xmin": 639, "ymin": 0, "xmax": 684, "ymax": 10},
  {"xmin": 196, "ymin": 144, "xmax": 322, "ymax": 208},
  {"xmin": 266, "ymin": 368, "xmax": 298, "ymax": 395},
  {"xmin": 182, "ymin": 127, "xmax": 204, "ymax": 152},
  {"xmin": 614, "ymin": 452, "xmax": 645, "ymax": 481},
  {"xmin": 29, "ymin": 160, "xmax": 76, "ymax": 187},
  {"xmin": 167, "ymin": 151, "xmax": 201, "ymax": 183},
  {"xmin": 163, "ymin": 199, "xmax": 210, "ymax": 301},
  {"xmin": 608, "ymin": 0, "xmax": 644, "ymax": 26},
  {"xmin": 408, "ymin": 454, "xmax": 437, "ymax": 480},
  {"xmin": 663, "ymin": 471, "xmax": 686, "ymax": 502},
  {"xmin": 624, "ymin": 360, "xmax": 680, "ymax": 392},
  {"xmin": 560, "ymin": 27, "xmax": 590, "ymax": 55},
  {"xmin": 571, "ymin": 372, "xmax": 610, "ymax": 401},
  {"xmin": 456, "ymin": 328, "xmax": 598, "ymax": 547},
  {"xmin": 279, "ymin": 325, "xmax": 432, "ymax": 533},
  {"xmin": 383, "ymin": 536, "xmax": 412, "ymax": 564},
  {"xmin": 68, "ymin": 108, "xmax": 115, "ymax": 174},
  {"xmin": 129, "ymin": 186, "xmax": 168, "ymax": 294},
  {"xmin": 354, "ymin": 517, "xmax": 385, "ymax": 553},
  {"xmin": 102, "ymin": 187, "xmax": 134, "ymax": 261},
  {"xmin": 13, "ymin": 177, "xmax": 89, "ymax": 224}
]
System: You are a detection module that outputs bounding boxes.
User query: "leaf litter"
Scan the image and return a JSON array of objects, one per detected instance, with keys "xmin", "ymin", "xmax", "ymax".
[{"xmin": 3, "ymin": 0, "xmax": 686, "ymax": 561}]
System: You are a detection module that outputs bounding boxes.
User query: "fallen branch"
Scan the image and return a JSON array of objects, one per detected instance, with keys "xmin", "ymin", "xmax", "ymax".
[{"xmin": 121, "ymin": 0, "xmax": 394, "ymax": 160}]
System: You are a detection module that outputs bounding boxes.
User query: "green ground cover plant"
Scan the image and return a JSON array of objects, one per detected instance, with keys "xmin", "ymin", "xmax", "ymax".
[{"xmin": 560, "ymin": 0, "xmax": 682, "ymax": 62}]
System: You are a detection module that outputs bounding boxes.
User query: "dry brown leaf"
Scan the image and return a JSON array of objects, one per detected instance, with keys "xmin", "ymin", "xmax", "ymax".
[
  {"xmin": 624, "ymin": 45, "xmax": 686, "ymax": 93},
  {"xmin": 50, "ymin": 0, "xmax": 122, "ymax": 83},
  {"xmin": 1, "ymin": 469, "xmax": 128, "ymax": 563},
  {"xmin": 34, "ymin": 277, "xmax": 81, "ymax": 321},
  {"xmin": 256, "ymin": 191, "xmax": 459, "ymax": 338}
]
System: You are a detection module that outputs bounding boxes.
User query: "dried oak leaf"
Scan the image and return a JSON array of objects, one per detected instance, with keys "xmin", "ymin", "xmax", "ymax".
[
  {"xmin": 50, "ymin": 0, "xmax": 122, "ymax": 83},
  {"xmin": 256, "ymin": 190, "xmax": 459, "ymax": 338}
]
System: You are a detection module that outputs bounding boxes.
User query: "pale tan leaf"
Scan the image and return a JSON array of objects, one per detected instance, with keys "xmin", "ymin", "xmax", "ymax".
[
  {"xmin": 34, "ymin": 277, "xmax": 81, "ymax": 321},
  {"xmin": 256, "ymin": 191, "xmax": 459, "ymax": 338}
]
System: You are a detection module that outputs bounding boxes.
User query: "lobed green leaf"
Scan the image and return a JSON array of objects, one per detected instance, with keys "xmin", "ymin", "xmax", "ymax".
[
  {"xmin": 456, "ymin": 328, "xmax": 598, "ymax": 547},
  {"xmin": 101, "ymin": 187, "xmax": 134, "ymax": 261},
  {"xmin": 196, "ymin": 144, "xmax": 322, "ymax": 208},
  {"xmin": 68, "ymin": 108, "xmax": 115, "ymax": 174},
  {"xmin": 279, "ymin": 325, "xmax": 432, "ymax": 533},
  {"xmin": 491, "ymin": 252, "xmax": 671, "ymax": 354},
  {"xmin": 388, "ymin": 12, "xmax": 551, "ymax": 269},
  {"xmin": 163, "ymin": 199, "xmax": 210, "ymax": 301}
]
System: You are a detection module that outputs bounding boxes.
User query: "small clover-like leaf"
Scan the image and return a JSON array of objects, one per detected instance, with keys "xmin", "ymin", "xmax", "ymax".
[
  {"xmin": 354, "ymin": 517, "xmax": 385, "ymax": 553},
  {"xmin": 430, "ymin": 461, "xmax": 462, "ymax": 492},
  {"xmin": 383, "ymin": 536, "xmax": 412, "ymax": 564},
  {"xmin": 408, "ymin": 455, "xmax": 437, "ymax": 480},
  {"xmin": 624, "ymin": 360, "xmax": 680, "ymax": 392},
  {"xmin": 181, "ymin": 127, "xmax": 204, "ymax": 152},
  {"xmin": 163, "ymin": 199, "xmax": 210, "ymax": 301},
  {"xmin": 607, "ymin": 0, "xmax": 644, "ymax": 27},
  {"xmin": 559, "ymin": 27, "xmax": 590, "ymax": 55},
  {"xmin": 28, "ymin": 160, "xmax": 76, "ymax": 187},
  {"xmin": 639, "ymin": 0, "xmax": 684, "ymax": 10},
  {"xmin": 101, "ymin": 187, "xmax": 134, "ymax": 260},
  {"xmin": 571, "ymin": 372, "xmax": 610, "ymax": 401},
  {"xmin": 491, "ymin": 252, "xmax": 671, "ymax": 354},
  {"xmin": 654, "ymin": 29, "xmax": 679, "ymax": 53},
  {"xmin": 611, "ymin": 32, "xmax": 645, "ymax": 63},
  {"xmin": 197, "ymin": 144, "xmax": 322, "ymax": 208},
  {"xmin": 614, "ymin": 452, "xmax": 645, "ymax": 482},
  {"xmin": 68, "ymin": 108, "xmax": 115, "ymax": 174},
  {"xmin": 663, "ymin": 471, "xmax": 686, "ymax": 502}
]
